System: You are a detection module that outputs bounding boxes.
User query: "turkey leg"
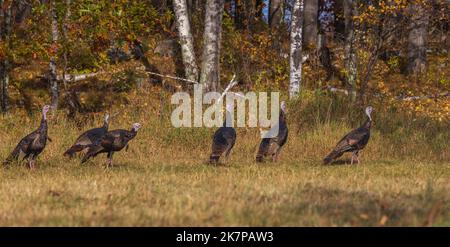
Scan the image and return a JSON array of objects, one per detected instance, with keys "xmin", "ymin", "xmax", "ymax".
[{"xmin": 106, "ymin": 152, "xmax": 114, "ymax": 167}]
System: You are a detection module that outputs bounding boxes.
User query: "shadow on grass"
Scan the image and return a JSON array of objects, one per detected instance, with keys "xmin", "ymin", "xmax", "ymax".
[
  {"xmin": 326, "ymin": 159, "xmax": 353, "ymax": 166},
  {"xmin": 280, "ymin": 184, "xmax": 448, "ymax": 226}
]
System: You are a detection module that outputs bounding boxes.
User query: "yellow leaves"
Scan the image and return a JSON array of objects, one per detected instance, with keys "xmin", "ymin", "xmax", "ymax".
[
  {"xmin": 377, "ymin": 81, "xmax": 391, "ymax": 96},
  {"xmin": 356, "ymin": 0, "xmax": 408, "ymax": 24},
  {"xmin": 397, "ymin": 97, "xmax": 450, "ymax": 122}
]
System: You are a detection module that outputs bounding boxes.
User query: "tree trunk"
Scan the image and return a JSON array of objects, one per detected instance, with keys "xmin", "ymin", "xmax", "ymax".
[
  {"xmin": 13, "ymin": 0, "xmax": 32, "ymax": 26},
  {"xmin": 406, "ymin": 1, "xmax": 430, "ymax": 77},
  {"xmin": 62, "ymin": 0, "xmax": 71, "ymax": 89},
  {"xmin": 49, "ymin": 0, "xmax": 59, "ymax": 110},
  {"xmin": 303, "ymin": 0, "xmax": 318, "ymax": 48},
  {"xmin": 343, "ymin": 0, "xmax": 357, "ymax": 101},
  {"xmin": 289, "ymin": 0, "xmax": 304, "ymax": 99},
  {"xmin": 61, "ymin": 0, "xmax": 80, "ymax": 117},
  {"xmin": 318, "ymin": 31, "xmax": 334, "ymax": 81},
  {"xmin": 0, "ymin": 0, "xmax": 11, "ymax": 113},
  {"xmin": 234, "ymin": 0, "xmax": 243, "ymax": 28},
  {"xmin": 243, "ymin": 0, "xmax": 253, "ymax": 32},
  {"xmin": 359, "ymin": 25, "xmax": 384, "ymax": 102},
  {"xmin": 200, "ymin": 0, "xmax": 224, "ymax": 92},
  {"xmin": 269, "ymin": 0, "xmax": 283, "ymax": 28},
  {"xmin": 173, "ymin": 0, "xmax": 199, "ymax": 82}
]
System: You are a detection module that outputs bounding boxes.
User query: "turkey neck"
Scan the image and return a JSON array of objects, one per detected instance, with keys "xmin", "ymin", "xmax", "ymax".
[
  {"xmin": 362, "ymin": 117, "xmax": 372, "ymax": 129},
  {"xmin": 279, "ymin": 110, "xmax": 286, "ymax": 124},
  {"xmin": 128, "ymin": 128, "xmax": 138, "ymax": 137},
  {"xmin": 40, "ymin": 111, "xmax": 48, "ymax": 134},
  {"xmin": 222, "ymin": 110, "xmax": 233, "ymax": 128},
  {"xmin": 103, "ymin": 120, "xmax": 109, "ymax": 130}
]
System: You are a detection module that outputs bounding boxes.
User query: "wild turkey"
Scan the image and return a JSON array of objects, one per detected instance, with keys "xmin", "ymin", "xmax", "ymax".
[
  {"xmin": 63, "ymin": 114, "xmax": 110, "ymax": 158},
  {"xmin": 323, "ymin": 106, "xmax": 373, "ymax": 165},
  {"xmin": 256, "ymin": 101, "xmax": 288, "ymax": 162},
  {"xmin": 81, "ymin": 123, "xmax": 141, "ymax": 167},
  {"xmin": 209, "ymin": 104, "xmax": 236, "ymax": 164},
  {"xmin": 3, "ymin": 105, "xmax": 51, "ymax": 169}
]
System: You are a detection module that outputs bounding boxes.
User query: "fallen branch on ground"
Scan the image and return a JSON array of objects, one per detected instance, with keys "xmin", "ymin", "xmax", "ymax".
[
  {"xmin": 322, "ymin": 86, "xmax": 449, "ymax": 101},
  {"xmin": 145, "ymin": 71, "xmax": 199, "ymax": 84},
  {"xmin": 38, "ymin": 72, "xmax": 103, "ymax": 83},
  {"xmin": 396, "ymin": 92, "xmax": 449, "ymax": 101},
  {"xmin": 56, "ymin": 72, "xmax": 100, "ymax": 82},
  {"xmin": 321, "ymin": 86, "xmax": 349, "ymax": 96}
]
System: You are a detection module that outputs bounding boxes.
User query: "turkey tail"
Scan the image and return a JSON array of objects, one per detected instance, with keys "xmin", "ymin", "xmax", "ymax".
[
  {"xmin": 3, "ymin": 145, "xmax": 21, "ymax": 165},
  {"xmin": 323, "ymin": 150, "xmax": 343, "ymax": 165}
]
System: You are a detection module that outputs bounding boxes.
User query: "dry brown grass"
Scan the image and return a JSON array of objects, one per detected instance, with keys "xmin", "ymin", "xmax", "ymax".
[{"xmin": 0, "ymin": 90, "xmax": 448, "ymax": 226}]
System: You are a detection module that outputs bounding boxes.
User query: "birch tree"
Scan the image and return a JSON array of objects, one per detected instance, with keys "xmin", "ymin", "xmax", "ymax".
[
  {"xmin": 62, "ymin": 0, "xmax": 71, "ymax": 89},
  {"xmin": 0, "ymin": 0, "xmax": 11, "ymax": 113},
  {"xmin": 406, "ymin": 1, "xmax": 430, "ymax": 78},
  {"xmin": 289, "ymin": 0, "xmax": 304, "ymax": 99},
  {"xmin": 173, "ymin": 0, "xmax": 199, "ymax": 82},
  {"xmin": 200, "ymin": 0, "xmax": 224, "ymax": 92},
  {"xmin": 49, "ymin": 0, "xmax": 59, "ymax": 109},
  {"xmin": 344, "ymin": 0, "xmax": 357, "ymax": 101}
]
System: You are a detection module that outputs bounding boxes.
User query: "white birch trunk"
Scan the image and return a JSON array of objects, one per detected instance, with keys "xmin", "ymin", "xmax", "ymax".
[
  {"xmin": 173, "ymin": 0, "xmax": 199, "ymax": 82},
  {"xmin": 57, "ymin": 72, "xmax": 99, "ymax": 82},
  {"xmin": 49, "ymin": 0, "xmax": 59, "ymax": 109},
  {"xmin": 344, "ymin": 0, "xmax": 357, "ymax": 101},
  {"xmin": 200, "ymin": 0, "xmax": 224, "ymax": 92},
  {"xmin": 62, "ymin": 0, "xmax": 71, "ymax": 89},
  {"xmin": 289, "ymin": 0, "xmax": 304, "ymax": 99}
]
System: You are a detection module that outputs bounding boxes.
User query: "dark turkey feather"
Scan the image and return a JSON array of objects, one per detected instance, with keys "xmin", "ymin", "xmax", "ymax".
[
  {"xmin": 3, "ymin": 105, "xmax": 50, "ymax": 169},
  {"xmin": 209, "ymin": 108, "xmax": 236, "ymax": 164},
  {"xmin": 64, "ymin": 114, "xmax": 109, "ymax": 158},
  {"xmin": 81, "ymin": 123, "xmax": 141, "ymax": 167},
  {"xmin": 256, "ymin": 104, "xmax": 288, "ymax": 162},
  {"xmin": 323, "ymin": 107, "xmax": 373, "ymax": 165},
  {"xmin": 209, "ymin": 126, "xmax": 236, "ymax": 164}
]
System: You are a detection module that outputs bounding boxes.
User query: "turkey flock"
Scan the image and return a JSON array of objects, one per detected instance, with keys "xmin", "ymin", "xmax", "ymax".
[{"xmin": 2, "ymin": 103, "xmax": 374, "ymax": 169}]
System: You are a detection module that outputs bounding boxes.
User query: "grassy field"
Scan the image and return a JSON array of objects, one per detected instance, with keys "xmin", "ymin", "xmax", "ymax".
[{"xmin": 0, "ymin": 95, "xmax": 448, "ymax": 226}]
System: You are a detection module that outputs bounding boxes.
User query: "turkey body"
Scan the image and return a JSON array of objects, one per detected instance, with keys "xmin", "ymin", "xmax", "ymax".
[
  {"xmin": 209, "ymin": 125, "xmax": 236, "ymax": 164},
  {"xmin": 64, "ymin": 115, "xmax": 109, "ymax": 158},
  {"xmin": 256, "ymin": 109, "xmax": 288, "ymax": 163},
  {"xmin": 81, "ymin": 124, "xmax": 140, "ymax": 167},
  {"xmin": 3, "ymin": 105, "xmax": 50, "ymax": 169},
  {"xmin": 323, "ymin": 107, "xmax": 373, "ymax": 165}
]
